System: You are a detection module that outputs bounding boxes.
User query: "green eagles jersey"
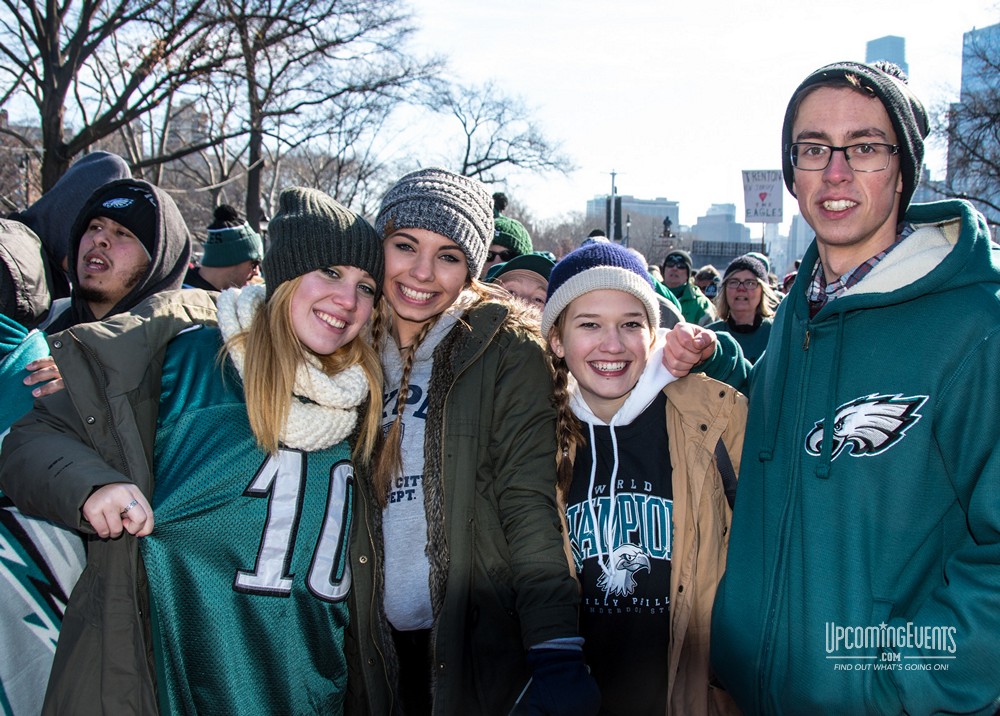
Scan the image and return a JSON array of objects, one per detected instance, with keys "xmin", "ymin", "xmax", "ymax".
[{"xmin": 140, "ymin": 326, "xmax": 354, "ymax": 715}]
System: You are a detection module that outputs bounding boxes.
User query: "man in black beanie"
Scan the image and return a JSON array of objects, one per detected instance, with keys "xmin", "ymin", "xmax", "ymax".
[
  {"xmin": 45, "ymin": 178, "xmax": 192, "ymax": 331},
  {"xmin": 709, "ymin": 60, "xmax": 1000, "ymax": 715}
]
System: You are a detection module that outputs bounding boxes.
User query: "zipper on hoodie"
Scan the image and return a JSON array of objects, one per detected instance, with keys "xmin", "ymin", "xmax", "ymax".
[{"xmin": 756, "ymin": 316, "xmax": 814, "ymax": 708}]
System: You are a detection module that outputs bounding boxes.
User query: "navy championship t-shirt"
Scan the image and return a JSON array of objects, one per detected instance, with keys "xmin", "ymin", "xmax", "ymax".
[{"xmin": 565, "ymin": 391, "xmax": 673, "ymax": 716}]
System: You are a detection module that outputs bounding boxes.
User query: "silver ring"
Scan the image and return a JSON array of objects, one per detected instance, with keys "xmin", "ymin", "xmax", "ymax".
[{"xmin": 120, "ymin": 499, "xmax": 139, "ymax": 517}]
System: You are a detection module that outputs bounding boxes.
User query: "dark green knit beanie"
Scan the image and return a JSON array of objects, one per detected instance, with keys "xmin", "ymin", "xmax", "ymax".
[
  {"xmin": 263, "ymin": 187, "xmax": 383, "ymax": 300},
  {"xmin": 201, "ymin": 204, "xmax": 264, "ymax": 267},
  {"xmin": 493, "ymin": 215, "xmax": 533, "ymax": 257}
]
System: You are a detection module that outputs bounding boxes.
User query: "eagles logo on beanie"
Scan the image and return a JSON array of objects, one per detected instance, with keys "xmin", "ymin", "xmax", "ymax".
[
  {"xmin": 78, "ymin": 183, "xmax": 158, "ymax": 257},
  {"xmin": 201, "ymin": 205, "xmax": 264, "ymax": 267},
  {"xmin": 541, "ymin": 242, "xmax": 660, "ymax": 339}
]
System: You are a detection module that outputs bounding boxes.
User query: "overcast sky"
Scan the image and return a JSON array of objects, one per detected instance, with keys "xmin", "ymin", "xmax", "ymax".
[{"xmin": 405, "ymin": 0, "xmax": 999, "ymax": 232}]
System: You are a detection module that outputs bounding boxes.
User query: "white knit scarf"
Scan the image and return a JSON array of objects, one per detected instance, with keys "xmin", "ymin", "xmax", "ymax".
[{"xmin": 216, "ymin": 284, "xmax": 368, "ymax": 451}]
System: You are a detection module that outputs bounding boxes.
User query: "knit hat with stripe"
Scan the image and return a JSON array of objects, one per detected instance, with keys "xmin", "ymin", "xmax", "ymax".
[{"xmin": 541, "ymin": 242, "xmax": 660, "ymax": 338}]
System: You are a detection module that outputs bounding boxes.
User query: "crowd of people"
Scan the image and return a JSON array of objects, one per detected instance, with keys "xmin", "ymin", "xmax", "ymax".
[{"xmin": 1, "ymin": 58, "xmax": 998, "ymax": 716}]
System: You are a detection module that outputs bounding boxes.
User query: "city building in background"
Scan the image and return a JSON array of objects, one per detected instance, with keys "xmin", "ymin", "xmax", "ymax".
[
  {"xmin": 585, "ymin": 194, "xmax": 680, "ymax": 245},
  {"xmin": 866, "ymin": 35, "xmax": 909, "ymax": 75},
  {"xmin": 689, "ymin": 204, "xmax": 759, "ymax": 272},
  {"xmin": 946, "ymin": 22, "xmax": 1000, "ymax": 225}
]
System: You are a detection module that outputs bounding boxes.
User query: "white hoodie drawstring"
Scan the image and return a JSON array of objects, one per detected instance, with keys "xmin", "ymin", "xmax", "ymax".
[
  {"xmin": 571, "ymin": 328, "xmax": 678, "ymax": 599},
  {"xmin": 587, "ymin": 420, "xmax": 624, "ymax": 599}
]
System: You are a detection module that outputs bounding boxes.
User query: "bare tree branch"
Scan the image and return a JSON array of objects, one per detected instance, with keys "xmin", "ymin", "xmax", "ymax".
[{"xmin": 426, "ymin": 79, "xmax": 574, "ymax": 185}]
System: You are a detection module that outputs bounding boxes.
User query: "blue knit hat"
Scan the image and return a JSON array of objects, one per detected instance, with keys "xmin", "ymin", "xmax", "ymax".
[{"xmin": 541, "ymin": 242, "xmax": 660, "ymax": 338}]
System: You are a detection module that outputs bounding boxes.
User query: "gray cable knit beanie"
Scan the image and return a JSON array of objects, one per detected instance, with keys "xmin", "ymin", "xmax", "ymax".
[
  {"xmin": 263, "ymin": 187, "xmax": 383, "ymax": 300},
  {"xmin": 374, "ymin": 168, "xmax": 494, "ymax": 278}
]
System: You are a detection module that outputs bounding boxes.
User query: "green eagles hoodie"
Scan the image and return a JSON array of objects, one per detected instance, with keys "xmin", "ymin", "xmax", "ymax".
[{"xmin": 711, "ymin": 201, "xmax": 1000, "ymax": 715}]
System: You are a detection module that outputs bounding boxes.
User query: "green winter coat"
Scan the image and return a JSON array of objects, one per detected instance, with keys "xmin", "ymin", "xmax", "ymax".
[
  {"xmin": 0, "ymin": 289, "xmax": 218, "ymax": 715},
  {"xmin": 671, "ymin": 282, "xmax": 717, "ymax": 326},
  {"xmin": 346, "ymin": 299, "xmax": 580, "ymax": 715},
  {"xmin": 711, "ymin": 201, "xmax": 1000, "ymax": 715}
]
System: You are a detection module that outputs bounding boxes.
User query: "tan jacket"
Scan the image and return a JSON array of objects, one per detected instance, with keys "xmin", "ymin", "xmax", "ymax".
[{"xmin": 562, "ymin": 373, "xmax": 746, "ymax": 716}]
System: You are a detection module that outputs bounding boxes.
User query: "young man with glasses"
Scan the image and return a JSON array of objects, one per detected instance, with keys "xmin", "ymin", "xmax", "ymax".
[{"xmin": 708, "ymin": 61, "xmax": 1000, "ymax": 714}]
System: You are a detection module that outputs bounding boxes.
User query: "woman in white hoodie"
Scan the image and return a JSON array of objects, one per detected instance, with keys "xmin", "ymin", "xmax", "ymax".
[{"xmin": 541, "ymin": 242, "xmax": 747, "ymax": 716}]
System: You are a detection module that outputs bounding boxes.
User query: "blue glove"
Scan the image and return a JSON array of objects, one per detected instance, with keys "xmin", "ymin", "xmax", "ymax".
[{"xmin": 521, "ymin": 647, "xmax": 601, "ymax": 716}]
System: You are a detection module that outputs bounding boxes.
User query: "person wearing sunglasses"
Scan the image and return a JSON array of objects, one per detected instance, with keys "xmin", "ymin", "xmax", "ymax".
[
  {"xmin": 709, "ymin": 61, "xmax": 1000, "ymax": 715},
  {"xmin": 706, "ymin": 255, "xmax": 777, "ymax": 364},
  {"xmin": 660, "ymin": 250, "xmax": 717, "ymax": 326},
  {"xmin": 480, "ymin": 213, "xmax": 533, "ymax": 278}
]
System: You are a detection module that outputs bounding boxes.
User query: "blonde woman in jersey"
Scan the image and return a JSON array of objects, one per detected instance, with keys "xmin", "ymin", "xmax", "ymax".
[{"xmin": 0, "ymin": 188, "xmax": 383, "ymax": 714}]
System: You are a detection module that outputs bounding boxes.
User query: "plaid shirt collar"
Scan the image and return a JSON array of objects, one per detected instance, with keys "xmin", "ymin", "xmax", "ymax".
[{"xmin": 807, "ymin": 223, "xmax": 915, "ymax": 310}]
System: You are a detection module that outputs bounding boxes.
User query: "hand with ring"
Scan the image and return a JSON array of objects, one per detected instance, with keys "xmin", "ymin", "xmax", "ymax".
[{"xmin": 82, "ymin": 483, "xmax": 154, "ymax": 539}]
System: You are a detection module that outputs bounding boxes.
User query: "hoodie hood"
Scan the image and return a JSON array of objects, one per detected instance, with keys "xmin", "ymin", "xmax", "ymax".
[
  {"xmin": 814, "ymin": 200, "xmax": 998, "ymax": 315},
  {"xmin": 12, "ymin": 151, "xmax": 131, "ymax": 300},
  {"xmin": 0, "ymin": 218, "xmax": 52, "ymax": 328},
  {"xmin": 59, "ymin": 179, "xmax": 191, "ymax": 329}
]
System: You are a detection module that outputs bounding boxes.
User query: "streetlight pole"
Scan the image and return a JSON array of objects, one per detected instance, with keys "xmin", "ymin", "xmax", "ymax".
[{"xmin": 608, "ymin": 169, "xmax": 617, "ymax": 242}]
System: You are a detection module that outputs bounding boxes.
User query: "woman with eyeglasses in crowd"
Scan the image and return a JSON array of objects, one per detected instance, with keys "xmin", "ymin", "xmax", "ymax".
[
  {"xmin": 707, "ymin": 254, "xmax": 779, "ymax": 364},
  {"xmin": 0, "ymin": 188, "xmax": 385, "ymax": 714}
]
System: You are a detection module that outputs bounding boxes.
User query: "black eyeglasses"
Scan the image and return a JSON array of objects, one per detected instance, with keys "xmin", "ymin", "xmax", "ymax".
[
  {"xmin": 725, "ymin": 278, "xmax": 760, "ymax": 291},
  {"xmin": 487, "ymin": 249, "xmax": 514, "ymax": 263},
  {"xmin": 789, "ymin": 142, "xmax": 899, "ymax": 172}
]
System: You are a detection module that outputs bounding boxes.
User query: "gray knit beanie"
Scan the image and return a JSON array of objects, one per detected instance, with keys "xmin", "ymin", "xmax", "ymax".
[
  {"xmin": 263, "ymin": 187, "xmax": 383, "ymax": 300},
  {"xmin": 781, "ymin": 61, "xmax": 929, "ymax": 214},
  {"xmin": 374, "ymin": 168, "xmax": 494, "ymax": 278}
]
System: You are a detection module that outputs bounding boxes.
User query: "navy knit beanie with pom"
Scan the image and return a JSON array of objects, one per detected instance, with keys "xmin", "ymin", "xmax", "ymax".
[{"xmin": 541, "ymin": 242, "xmax": 660, "ymax": 338}]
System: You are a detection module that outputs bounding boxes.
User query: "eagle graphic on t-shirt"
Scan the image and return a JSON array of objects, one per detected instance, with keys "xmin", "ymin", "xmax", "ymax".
[{"xmin": 597, "ymin": 543, "xmax": 651, "ymax": 597}]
